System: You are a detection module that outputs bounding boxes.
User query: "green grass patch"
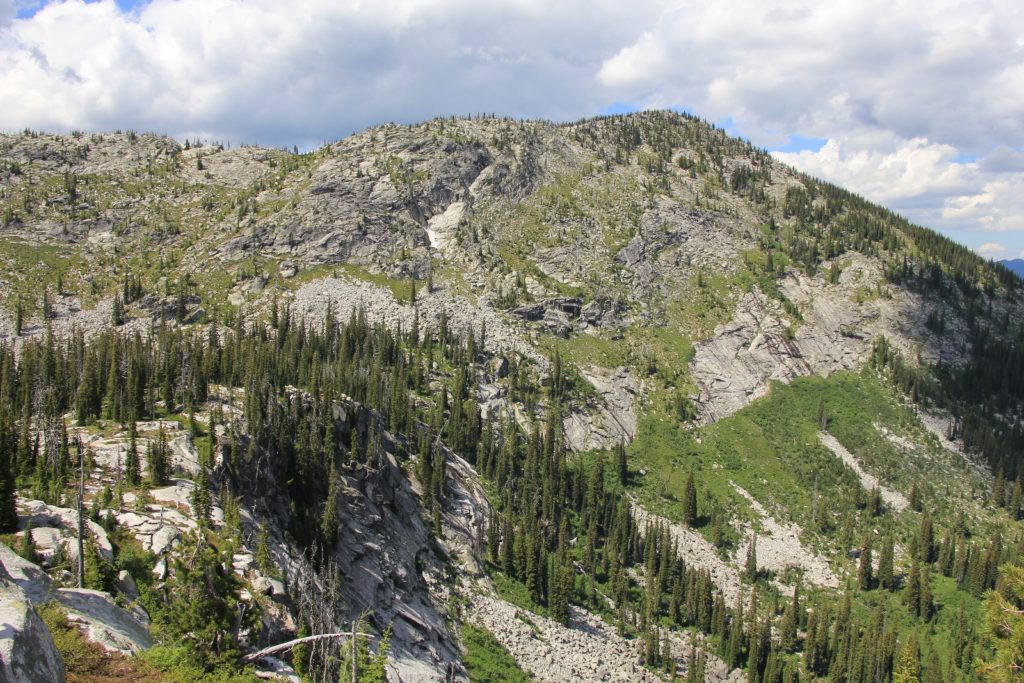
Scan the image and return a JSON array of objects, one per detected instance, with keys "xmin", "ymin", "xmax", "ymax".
[
  {"xmin": 628, "ymin": 372, "xmax": 936, "ymax": 554},
  {"xmin": 491, "ymin": 570, "xmax": 549, "ymax": 618},
  {"xmin": 462, "ymin": 624, "xmax": 533, "ymax": 683},
  {"xmin": 37, "ymin": 601, "xmax": 166, "ymax": 682}
]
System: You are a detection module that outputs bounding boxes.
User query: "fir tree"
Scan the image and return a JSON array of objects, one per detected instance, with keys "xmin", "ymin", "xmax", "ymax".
[
  {"xmin": 892, "ymin": 633, "xmax": 921, "ymax": 683},
  {"xmin": 320, "ymin": 466, "xmax": 341, "ymax": 551},
  {"xmin": 878, "ymin": 535, "xmax": 896, "ymax": 591},
  {"xmin": 683, "ymin": 471, "xmax": 698, "ymax": 528},
  {"xmin": 745, "ymin": 534, "xmax": 758, "ymax": 581},
  {"xmin": 19, "ymin": 520, "xmax": 37, "ymax": 563},
  {"xmin": 906, "ymin": 558, "xmax": 921, "ymax": 616},
  {"xmin": 616, "ymin": 440, "xmax": 628, "ymax": 485},
  {"xmin": 124, "ymin": 420, "xmax": 141, "ymax": 486},
  {"xmin": 191, "ymin": 465, "xmax": 212, "ymax": 525},
  {"xmin": 148, "ymin": 425, "xmax": 169, "ymax": 486},
  {"xmin": 858, "ymin": 536, "xmax": 874, "ymax": 590},
  {"xmin": 0, "ymin": 440, "xmax": 18, "ymax": 533}
]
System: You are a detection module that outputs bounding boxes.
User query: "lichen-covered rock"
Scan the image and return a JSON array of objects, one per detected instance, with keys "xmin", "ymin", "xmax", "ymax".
[
  {"xmin": 0, "ymin": 577, "xmax": 65, "ymax": 683},
  {"xmin": 54, "ymin": 589, "xmax": 154, "ymax": 655},
  {"xmin": 0, "ymin": 543, "xmax": 153, "ymax": 657}
]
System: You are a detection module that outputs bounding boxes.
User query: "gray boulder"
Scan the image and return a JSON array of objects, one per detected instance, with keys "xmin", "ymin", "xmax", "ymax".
[
  {"xmin": 55, "ymin": 589, "xmax": 154, "ymax": 654},
  {"xmin": 0, "ymin": 577, "xmax": 66, "ymax": 683}
]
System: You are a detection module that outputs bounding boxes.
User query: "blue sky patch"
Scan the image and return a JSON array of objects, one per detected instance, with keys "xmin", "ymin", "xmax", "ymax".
[
  {"xmin": 773, "ymin": 134, "xmax": 828, "ymax": 153},
  {"xmin": 600, "ymin": 102, "xmax": 640, "ymax": 116}
]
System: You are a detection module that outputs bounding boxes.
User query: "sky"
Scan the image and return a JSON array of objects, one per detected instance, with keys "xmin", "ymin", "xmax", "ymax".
[{"xmin": 1, "ymin": 1, "xmax": 1023, "ymax": 259}]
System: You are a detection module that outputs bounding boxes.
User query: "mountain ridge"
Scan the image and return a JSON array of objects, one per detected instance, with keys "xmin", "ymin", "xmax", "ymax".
[{"xmin": 0, "ymin": 111, "xmax": 1022, "ymax": 682}]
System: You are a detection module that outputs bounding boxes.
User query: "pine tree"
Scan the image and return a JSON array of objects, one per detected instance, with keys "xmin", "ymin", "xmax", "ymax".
[
  {"xmin": 164, "ymin": 531, "xmax": 249, "ymax": 667},
  {"xmin": 124, "ymin": 421, "xmax": 141, "ymax": 486},
  {"xmin": 191, "ymin": 465, "xmax": 212, "ymax": 524},
  {"xmin": 148, "ymin": 425, "xmax": 169, "ymax": 486},
  {"xmin": 320, "ymin": 466, "xmax": 341, "ymax": 551},
  {"xmin": 906, "ymin": 558, "xmax": 921, "ymax": 616},
  {"xmin": 858, "ymin": 537, "xmax": 874, "ymax": 590},
  {"xmin": 616, "ymin": 440, "xmax": 628, "ymax": 485},
  {"xmin": 745, "ymin": 534, "xmax": 758, "ymax": 581},
  {"xmin": 83, "ymin": 537, "xmax": 113, "ymax": 591},
  {"xmin": 909, "ymin": 482, "xmax": 921, "ymax": 511},
  {"xmin": 878, "ymin": 535, "xmax": 896, "ymax": 591},
  {"xmin": 780, "ymin": 583, "xmax": 800, "ymax": 652},
  {"xmin": 19, "ymin": 520, "xmax": 37, "ymax": 563},
  {"xmin": 981, "ymin": 564, "xmax": 1024, "ymax": 681},
  {"xmin": 892, "ymin": 633, "xmax": 921, "ymax": 683},
  {"xmin": 683, "ymin": 471, "xmax": 698, "ymax": 528},
  {"xmin": 920, "ymin": 567, "xmax": 934, "ymax": 622},
  {"xmin": 918, "ymin": 513, "xmax": 935, "ymax": 563},
  {"xmin": 0, "ymin": 439, "xmax": 18, "ymax": 533},
  {"xmin": 255, "ymin": 520, "xmax": 273, "ymax": 575}
]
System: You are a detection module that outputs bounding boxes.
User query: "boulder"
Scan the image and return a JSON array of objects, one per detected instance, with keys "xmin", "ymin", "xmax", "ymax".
[
  {"xmin": 17, "ymin": 499, "xmax": 114, "ymax": 562},
  {"xmin": 0, "ymin": 542, "xmax": 53, "ymax": 603},
  {"xmin": 150, "ymin": 525, "xmax": 181, "ymax": 555},
  {"xmin": 114, "ymin": 570, "xmax": 140, "ymax": 602},
  {"xmin": 55, "ymin": 589, "xmax": 154, "ymax": 654},
  {"xmin": 252, "ymin": 575, "xmax": 287, "ymax": 601},
  {"xmin": 0, "ymin": 579, "xmax": 66, "ymax": 683}
]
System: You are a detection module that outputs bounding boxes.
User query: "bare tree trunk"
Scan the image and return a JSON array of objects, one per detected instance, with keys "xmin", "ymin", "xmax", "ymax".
[
  {"xmin": 241, "ymin": 631, "xmax": 370, "ymax": 663},
  {"xmin": 76, "ymin": 436, "xmax": 85, "ymax": 588}
]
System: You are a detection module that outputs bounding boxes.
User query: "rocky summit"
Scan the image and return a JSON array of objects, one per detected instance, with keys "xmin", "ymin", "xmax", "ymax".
[{"xmin": 0, "ymin": 112, "xmax": 1022, "ymax": 682}]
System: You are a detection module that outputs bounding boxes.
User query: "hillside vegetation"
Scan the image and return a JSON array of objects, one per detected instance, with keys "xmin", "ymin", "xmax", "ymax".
[{"xmin": 0, "ymin": 112, "xmax": 1022, "ymax": 682}]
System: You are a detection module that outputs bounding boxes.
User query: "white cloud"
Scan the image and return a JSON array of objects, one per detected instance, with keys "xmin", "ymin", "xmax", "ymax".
[
  {"xmin": 978, "ymin": 242, "xmax": 1008, "ymax": 259},
  {"xmin": 597, "ymin": 0, "xmax": 1024, "ymax": 155},
  {"xmin": 774, "ymin": 137, "xmax": 1024, "ymax": 236},
  {"xmin": 1, "ymin": 0, "xmax": 1023, "ymax": 251},
  {"xmin": 0, "ymin": 0, "xmax": 656, "ymax": 147}
]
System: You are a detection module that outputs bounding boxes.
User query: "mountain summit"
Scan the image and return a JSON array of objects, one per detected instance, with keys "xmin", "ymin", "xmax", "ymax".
[{"xmin": 0, "ymin": 112, "xmax": 1022, "ymax": 682}]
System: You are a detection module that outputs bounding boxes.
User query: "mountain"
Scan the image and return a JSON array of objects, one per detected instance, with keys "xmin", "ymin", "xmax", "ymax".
[
  {"xmin": 1001, "ymin": 258, "xmax": 1024, "ymax": 277},
  {"xmin": 0, "ymin": 112, "xmax": 1022, "ymax": 682}
]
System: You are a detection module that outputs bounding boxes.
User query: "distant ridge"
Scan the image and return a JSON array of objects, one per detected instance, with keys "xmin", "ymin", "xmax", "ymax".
[{"xmin": 1001, "ymin": 258, "xmax": 1024, "ymax": 277}]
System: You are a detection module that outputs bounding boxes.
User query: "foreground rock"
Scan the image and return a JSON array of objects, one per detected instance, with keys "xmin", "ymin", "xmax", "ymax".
[
  {"xmin": 0, "ymin": 575, "xmax": 66, "ymax": 683},
  {"xmin": 0, "ymin": 542, "xmax": 154, "ymax": 657},
  {"xmin": 55, "ymin": 589, "xmax": 154, "ymax": 654}
]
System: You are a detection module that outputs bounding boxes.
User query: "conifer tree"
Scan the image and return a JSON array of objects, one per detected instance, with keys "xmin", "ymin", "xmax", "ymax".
[
  {"xmin": 920, "ymin": 567, "xmax": 934, "ymax": 622},
  {"xmin": 858, "ymin": 536, "xmax": 874, "ymax": 590},
  {"xmin": 616, "ymin": 440, "xmax": 628, "ymax": 485},
  {"xmin": 878, "ymin": 535, "xmax": 896, "ymax": 591},
  {"xmin": 905, "ymin": 558, "xmax": 921, "ymax": 616},
  {"xmin": 19, "ymin": 520, "xmax": 37, "ymax": 563},
  {"xmin": 892, "ymin": 633, "xmax": 921, "ymax": 683},
  {"xmin": 125, "ymin": 420, "xmax": 141, "ymax": 486},
  {"xmin": 255, "ymin": 520, "xmax": 273, "ymax": 574},
  {"xmin": 320, "ymin": 466, "xmax": 341, "ymax": 552},
  {"xmin": 683, "ymin": 471, "xmax": 698, "ymax": 528},
  {"xmin": 0, "ymin": 440, "xmax": 18, "ymax": 533},
  {"xmin": 148, "ymin": 425, "xmax": 169, "ymax": 486},
  {"xmin": 745, "ymin": 534, "xmax": 758, "ymax": 581},
  {"xmin": 191, "ymin": 465, "xmax": 212, "ymax": 524}
]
